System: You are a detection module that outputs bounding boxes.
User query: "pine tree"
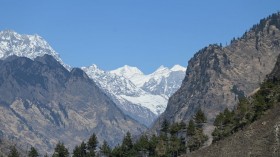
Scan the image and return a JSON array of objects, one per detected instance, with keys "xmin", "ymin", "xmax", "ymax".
[
  {"xmin": 8, "ymin": 146, "xmax": 20, "ymax": 157},
  {"xmin": 148, "ymin": 134, "xmax": 158, "ymax": 156},
  {"xmin": 100, "ymin": 140, "xmax": 111, "ymax": 157},
  {"xmin": 194, "ymin": 108, "xmax": 207, "ymax": 126},
  {"xmin": 72, "ymin": 145, "xmax": 81, "ymax": 157},
  {"xmin": 169, "ymin": 122, "xmax": 181, "ymax": 135},
  {"xmin": 160, "ymin": 119, "xmax": 169, "ymax": 134},
  {"xmin": 187, "ymin": 119, "xmax": 195, "ymax": 136},
  {"xmin": 80, "ymin": 142, "xmax": 87, "ymax": 157},
  {"xmin": 187, "ymin": 109, "xmax": 208, "ymax": 152},
  {"xmin": 52, "ymin": 142, "xmax": 69, "ymax": 157},
  {"xmin": 28, "ymin": 146, "xmax": 39, "ymax": 157},
  {"xmin": 187, "ymin": 128, "xmax": 208, "ymax": 152},
  {"xmin": 87, "ymin": 133, "xmax": 98, "ymax": 157},
  {"xmin": 134, "ymin": 134, "xmax": 149, "ymax": 155},
  {"xmin": 122, "ymin": 132, "xmax": 133, "ymax": 151}
]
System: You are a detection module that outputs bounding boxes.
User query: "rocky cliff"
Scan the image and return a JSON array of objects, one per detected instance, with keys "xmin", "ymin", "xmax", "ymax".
[
  {"xmin": 185, "ymin": 51, "xmax": 280, "ymax": 157},
  {"xmin": 154, "ymin": 13, "xmax": 280, "ymax": 132},
  {"xmin": 0, "ymin": 55, "xmax": 145, "ymax": 154}
]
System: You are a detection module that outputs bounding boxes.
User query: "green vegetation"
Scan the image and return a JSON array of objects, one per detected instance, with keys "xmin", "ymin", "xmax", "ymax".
[
  {"xmin": 52, "ymin": 142, "xmax": 69, "ymax": 157},
  {"xmin": 3, "ymin": 109, "xmax": 209, "ymax": 157},
  {"xmin": 108, "ymin": 108, "xmax": 208, "ymax": 157},
  {"xmin": 28, "ymin": 147, "xmax": 39, "ymax": 157},
  {"xmin": 212, "ymin": 78, "xmax": 280, "ymax": 143},
  {"xmin": 8, "ymin": 146, "xmax": 20, "ymax": 157}
]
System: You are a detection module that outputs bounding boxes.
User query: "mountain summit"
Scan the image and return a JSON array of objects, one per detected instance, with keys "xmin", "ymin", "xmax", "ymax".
[
  {"xmin": 0, "ymin": 55, "xmax": 145, "ymax": 153},
  {"xmin": 83, "ymin": 64, "xmax": 186, "ymax": 126},
  {"xmin": 0, "ymin": 30, "xmax": 70, "ymax": 70}
]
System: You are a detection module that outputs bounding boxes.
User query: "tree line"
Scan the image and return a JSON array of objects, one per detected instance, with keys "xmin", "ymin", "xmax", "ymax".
[
  {"xmin": 6, "ymin": 109, "xmax": 209, "ymax": 157},
  {"xmin": 212, "ymin": 78, "xmax": 280, "ymax": 142},
  {"xmin": 8, "ymin": 76, "xmax": 279, "ymax": 157}
]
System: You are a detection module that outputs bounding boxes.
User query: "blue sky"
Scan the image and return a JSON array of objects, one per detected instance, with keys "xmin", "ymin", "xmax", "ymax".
[{"xmin": 1, "ymin": 0, "xmax": 280, "ymax": 73}]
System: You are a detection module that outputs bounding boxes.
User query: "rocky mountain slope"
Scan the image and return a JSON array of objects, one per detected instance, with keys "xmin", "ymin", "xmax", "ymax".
[
  {"xmin": 187, "ymin": 104, "xmax": 280, "ymax": 157},
  {"xmin": 83, "ymin": 64, "xmax": 185, "ymax": 126},
  {"xmin": 154, "ymin": 13, "xmax": 280, "ymax": 132},
  {"xmin": 187, "ymin": 51, "xmax": 280, "ymax": 157},
  {"xmin": 0, "ymin": 55, "xmax": 145, "ymax": 153},
  {"xmin": 0, "ymin": 30, "xmax": 186, "ymax": 127}
]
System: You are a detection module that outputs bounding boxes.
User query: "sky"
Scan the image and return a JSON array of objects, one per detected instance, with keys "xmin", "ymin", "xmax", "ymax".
[{"xmin": 0, "ymin": 1, "xmax": 280, "ymax": 74}]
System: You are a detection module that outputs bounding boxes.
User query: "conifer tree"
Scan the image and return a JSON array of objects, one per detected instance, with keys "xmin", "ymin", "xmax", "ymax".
[
  {"xmin": 187, "ymin": 119, "xmax": 195, "ymax": 136},
  {"xmin": 52, "ymin": 142, "xmax": 69, "ymax": 157},
  {"xmin": 72, "ymin": 145, "xmax": 81, "ymax": 157},
  {"xmin": 134, "ymin": 134, "xmax": 150, "ymax": 155},
  {"xmin": 8, "ymin": 146, "xmax": 20, "ymax": 157},
  {"xmin": 122, "ymin": 132, "xmax": 133, "ymax": 151},
  {"xmin": 194, "ymin": 108, "xmax": 207, "ymax": 125},
  {"xmin": 80, "ymin": 142, "xmax": 87, "ymax": 157},
  {"xmin": 87, "ymin": 133, "xmax": 98, "ymax": 157},
  {"xmin": 100, "ymin": 140, "xmax": 111, "ymax": 157},
  {"xmin": 160, "ymin": 119, "xmax": 169, "ymax": 134},
  {"xmin": 28, "ymin": 146, "xmax": 39, "ymax": 157},
  {"xmin": 148, "ymin": 135, "xmax": 158, "ymax": 156}
]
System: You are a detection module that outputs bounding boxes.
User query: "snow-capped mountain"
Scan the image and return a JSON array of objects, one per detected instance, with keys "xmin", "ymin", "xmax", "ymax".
[
  {"xmin": 0, "ymin": 30, "xmax": 186, "ymax": 127},
  {"xmin": 111, "ymin": 64, "xmax": 186, "ymax": 97},
  {"xmin": 82, "ymin": 65, "xmax": 166, "ymax": 126},
  {"xmin": 83, "ymin": 64, "xmax": 186, "ymax": 126},
  {"xmin": 110, "ymin": 65, "xmax": 147, "ymax": 87},
  {"xmin": 0, "ymin": 30, "xmax": 70, "ymax": 70}
]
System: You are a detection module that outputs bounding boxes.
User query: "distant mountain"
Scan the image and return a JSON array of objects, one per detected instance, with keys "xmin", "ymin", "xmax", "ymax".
[
  {"xmin": 110, "ymin": 65, "xmax": 186, "ymax": 97},
  {"xmin": 0, "ymin": 30, "xmax": 186, "ymax": 127},
  {"xmin": 83, "ymin": 64, "xmax": 186, "ymax": 126},
  {"xmin": 0, "ymin": 30, "xmax": 70, "ymax": 70},
  {"xmin": 153, "ymin": 12, "xmax": 280, "ymax": 134},
  {"xmin": 0, "ymin": 55, "xmax": 145, "ymax": 153},
  {"xmin": 82, "ymin": 65, "xmax": 159, "ymax": 126}
]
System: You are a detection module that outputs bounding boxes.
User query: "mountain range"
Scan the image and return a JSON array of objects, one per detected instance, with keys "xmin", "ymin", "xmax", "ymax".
[
  {"xmin": 82, "ymin": 64, "xmax": 185, "ymax": 126},
  {"xmin": 0, "ymin": 54, "xmax": 147, "ymax": 153},
  {"xmin": 2, "ymin": 11, "xmax": 280, "ymax": 157},
  {"xmin": 153, "ymin": 12, "xmax": 280, "ymax": 137},
  {"xmin": 0, "ymin": 30, "xmax": 185, "ymax": 153}
]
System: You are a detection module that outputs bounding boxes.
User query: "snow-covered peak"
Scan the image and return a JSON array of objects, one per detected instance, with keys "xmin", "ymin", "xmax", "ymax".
[
  {"xmin": 82, "ymin": 64, "xmax": 144, "ymax": 96},
  {"xmin": 155, "ymin": 65, "xmax": 169, "ymax": 72},
  {"xmin": 82, "ymin": 64, "xmax": 104, "ymax": 75},
  {"xmin": 110, "ymin": 65, "xmax": 146, "ymax": 87},
  {"xmin": 0, "ymin": 30, "xmax": 70, "ymax": 70},
  {"xmin": 171, "ymin": 64, "xmax": 186, "ymax": 72},
  {"xmin": 110, "ymin": 65, "xmax": 144, "ymax": 78},
  {"xmin": 151, "ymin": 65, "xmax": 171, "ymax": 77}
]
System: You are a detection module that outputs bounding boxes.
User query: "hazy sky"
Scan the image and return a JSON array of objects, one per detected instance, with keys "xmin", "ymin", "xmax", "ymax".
[{"xmin": 1, "ymin": 0, "xmax": 280, "ymax": 73}]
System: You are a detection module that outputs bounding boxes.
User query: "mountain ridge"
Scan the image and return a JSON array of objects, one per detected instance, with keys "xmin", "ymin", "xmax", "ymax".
[
  {"xmin": 153, "ymin": 12, "xmax": 280, "ymax": 134},
  {"xmin": 0, "ymin": 30, "xmax": 186, "ymax": 127},
  {"xmin": 188, "ymin": 51, "xmax": 280, "ymax": 156},
  {"xmin": 0, "ymin": 54, "xmax": 145, "ymax": 153}
]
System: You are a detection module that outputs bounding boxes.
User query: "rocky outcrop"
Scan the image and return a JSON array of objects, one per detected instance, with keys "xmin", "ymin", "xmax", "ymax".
[
  {"xmin": 0, "ymin": 55, "xmax": 145, "ymax": 154},
  {"xmin": 154, "ymin": 13, "xmax": 280, "ymax": 132},
  {"xmin": 185, "ymin": 53, "xmax": 280, "ymax": 156}
]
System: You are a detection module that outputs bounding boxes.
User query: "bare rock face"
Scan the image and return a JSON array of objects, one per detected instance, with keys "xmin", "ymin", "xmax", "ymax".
[
  {"xmin": 154, "ymin": 13, "xmax": 280, "ymax": 131},
  {"xmin": 0, "ymin": 55, "xmax": 145, "ymax": 154}
]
